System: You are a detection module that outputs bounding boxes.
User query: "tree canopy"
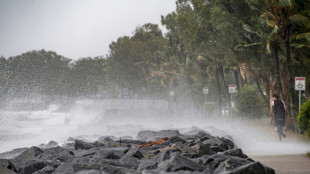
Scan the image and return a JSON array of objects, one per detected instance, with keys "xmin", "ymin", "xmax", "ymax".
[{"xmin": 1, "ymin": 0, "xmax": 310, "ymax": 127}]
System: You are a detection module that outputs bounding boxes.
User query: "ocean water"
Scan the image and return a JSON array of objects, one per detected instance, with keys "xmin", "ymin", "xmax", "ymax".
[
  {"xmin": 0, "ymin": 99, "xmax": 169, "ymax": 153},
  {"xmin": 0, "ymin": 99, "xmax": 309, "ymax": 156}
]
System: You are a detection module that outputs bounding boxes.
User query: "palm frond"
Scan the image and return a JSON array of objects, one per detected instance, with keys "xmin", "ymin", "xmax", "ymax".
[
  {"xmin": 234, "ymin": 43, "xmax": 262, "ymax": 51},
  {"xmin": 278, "ymin": 0, "xmax": 293, "ymax": 7},
  {"xmin": 295, "ymin": 32, "xmax": 310, "ymax": 41},
  {"xmin": 290, "ymin": 43, "xmax": 310, "ymax": 48},
  {"xmin": 290, "ymin": 14, "xmax": 310, "ymax": 25},
  {"xmin": 261, "ymin": 10, "xmax": 277, "ymax": 22}
]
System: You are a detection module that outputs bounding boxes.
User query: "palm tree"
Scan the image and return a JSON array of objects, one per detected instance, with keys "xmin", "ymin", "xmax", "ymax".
[{"xmin": 261, "ymin": 0, "xmax": 310, "ymax": 129}]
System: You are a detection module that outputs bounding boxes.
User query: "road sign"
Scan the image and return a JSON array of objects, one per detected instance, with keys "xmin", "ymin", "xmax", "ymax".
[
  {"xmin": 203, "ymin": 87, "xmax": 208, "ymax": 94},
  {"xmin": 229, "ymin": 84, "xmax": 236, "ymax": 94},
  {"xmin": 295, "ymin": 77, "xmax": 306, "ymax": 91}
]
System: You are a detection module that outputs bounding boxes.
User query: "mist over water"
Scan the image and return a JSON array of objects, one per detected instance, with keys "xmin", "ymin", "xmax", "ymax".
[{"xmin": 0, "ymin": 98, "xmax": 309, "ymax": 156}]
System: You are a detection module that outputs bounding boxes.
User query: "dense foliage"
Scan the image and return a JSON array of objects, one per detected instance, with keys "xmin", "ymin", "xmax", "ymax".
[
  {"xmin": 297, "ymin": 98, "xmax": 310, "ymax": 135},
  {"xmin": 1, "ymin": 0, "xmax": 310, "ymax": 126},
  {"xmin": 236, "ymin": 85, "xmax": 266, "ymax": 119}
]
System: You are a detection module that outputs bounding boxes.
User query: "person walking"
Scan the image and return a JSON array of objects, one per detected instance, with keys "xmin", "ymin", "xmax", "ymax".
[{"xmin": 271, "ymin": 94, "xmax": 287, "ymax": 139}]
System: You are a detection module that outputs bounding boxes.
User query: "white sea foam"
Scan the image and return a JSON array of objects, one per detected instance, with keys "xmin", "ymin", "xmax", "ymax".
[{"xmin": 0, "ymin": 99, "xmax": 309, "ymax": 156}]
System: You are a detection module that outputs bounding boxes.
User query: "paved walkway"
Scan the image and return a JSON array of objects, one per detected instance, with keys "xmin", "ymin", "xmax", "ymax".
[{"xmin": 251, "ymin": 154, "xmax": 310, "ymax": 174}]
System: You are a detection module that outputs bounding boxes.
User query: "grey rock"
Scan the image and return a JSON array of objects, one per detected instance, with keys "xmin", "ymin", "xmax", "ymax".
[
  {"xmin": 0, "ymin": 148, "xmax": 28, "ymax": 159},
  {"xmin": 99, "ymin": 164, "xmax": 130, "ymax": 174},
  {"xmin": 61, "ymin": 142, "xmax": 75, "ymax": 151},
  {"xmin": 0, "ymin": 167, "xmax": 17, "ymax": 174},
  {"xmin": 52, "ymin": 163, "xmax": 74, "ymax": 174},
  {"xmin": 220, "ymin": 148, "xmax": 248, "ymax": 158},
  {"xmin": 137, "ymin": 130, "xmax": 180, "ymax": 141},
  {"xmin": 98, "ymin": 136, "xmax": 118, "ymax": 142},
  {"xmin": 0, "ymin": 159, "xmax": 16, "ymax": 172},
  {"xmin": 151, "ymin": 150, "xmax": 171, "ymax": 163},
  {"xmin": 95, "ymin": 146, "xmax": 129, "ymax": 159},
  {"xmin": 36, "ymin": 165, "xmax": 55, "ymax": 173},
  {"xmin": 0, "ymin": 128, "xmax": 275, "ymax": 174},
  {"xmin": 42, "ymin": 141, "xmax": 59, "ymax": 148},
  {"xmin": 191, "ymin": 143, "xmax": 215, "ymax": 156},
  {"xmin": 17, "ymin": 160, "xmax": 46, "ymax": 174},
  {"xmin": 125, "ymin": 147, "xmax": 144, "ymax": 159},
  {"xmin": 72, "ymin": 156, "xmax": 103, "ymax": 171},
  {"xmin": 204, "ymin": 154, "xmax": 251, "ymax": 173},
  {"xmin": 74, "ymin": 140, "xmax": 95, "ymax": 150},
  {"xmin": 14, "ymin": 146, "xmax": 43, "ymax": 161},
  {"xmin": 116, "ymin": 139, "xmax": 145, "ymax": 145},
  {"xmin": 38, "ymin": 146, "xmax": 75, "ymax": 163},
  {"xmin": 137, "ymin": 160, "xmax": 157, "ymax": 171},
  {"xmin": 157, "ymin": 153, "xmax": 203, "ymax": 172},
  {"xmin": 215, "ymin": 161, "xmax": 275, "ymax": 174},
  {"xmin": 119, "ymin": 155, "xmax": 141, "ymax": 168},
  {"xmin": 163, "ymin": 136, "xmax": 186, "ymax": 144},
  {"xmin": 75, "ymin": 169, "xmax": 101, "ymax": 174}
]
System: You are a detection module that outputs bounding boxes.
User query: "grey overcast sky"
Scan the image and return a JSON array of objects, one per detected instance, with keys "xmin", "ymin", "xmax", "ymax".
[{"xmin": 0, "ymin": 0, "xmax": 176, "ymax": 60}]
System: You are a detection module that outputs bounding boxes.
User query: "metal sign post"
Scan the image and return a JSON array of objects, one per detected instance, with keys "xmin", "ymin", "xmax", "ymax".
[
  {"xmin": 295, "ymin": 77, "xmax": 306, "ymax": 112},
  {"xmin": 203, "ymin": 87, "xmax": 208, "ymax": 104},
  {"xmin": 229, "ymin": 84, "xmax": 236, "ymax": 117},
  {"xmin": 169, "ymin": 91, "xmax": 174, "ymax": 111}
]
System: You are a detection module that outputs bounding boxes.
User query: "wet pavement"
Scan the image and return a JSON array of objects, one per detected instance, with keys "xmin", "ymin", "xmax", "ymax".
[{"xmin": 251, "ymin": 154, "xmax": 310, "ymax": 174}]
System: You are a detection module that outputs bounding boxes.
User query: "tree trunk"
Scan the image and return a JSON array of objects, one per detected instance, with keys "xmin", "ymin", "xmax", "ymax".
[
  {"xmin": 216, "ymin": 67, "xmax": 222, "ymax": 117},
  {"xmin": 234, "ymin": 69, "xmax": 240, "ymax": 91},
  {"xmin": 239, "ymin": 63, "xmax": 248, "ymax": 85},
  {"xmin": 272, "ymin": 41, "xmax": 284, "ymax": 99},
  {"xmin": 219, "ymin": 65, "xmax": 229, "ymax": 101},
  {"xmin": 252, "ymin": 70, "xmax": 269, "ymax": 111},
  {"xmin": 285, "ymin": 39, "xmax": 297, "ymax": 131}
]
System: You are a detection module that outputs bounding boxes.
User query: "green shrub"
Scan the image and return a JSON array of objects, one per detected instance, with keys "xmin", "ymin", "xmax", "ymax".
[
  {"xmin": 297, "ymin": 97, "xmax": 310, "ymax": 135},
  {"xmin": 236, "ymin": 85, "xmax": 266, "ymax": 119},
  {"xmin": 308, "ymin": 120, "xmax": 310, "ymax": 137}
]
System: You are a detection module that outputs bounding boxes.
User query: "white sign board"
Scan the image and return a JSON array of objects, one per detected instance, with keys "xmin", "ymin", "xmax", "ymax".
[
  {"xmin": 170, "ymin": 91, "xmax": 174, "ymax": 97},
  {"xmin": 295, "ymin": 77, "xmax": 306, "ymax": 91},
  {"xmin": 203, "ymin": 87, "xmax": 208, "ymax": 94},
  {"xmin": 229, "ymin": 84, "xmax": 236, "ymax": 94}
]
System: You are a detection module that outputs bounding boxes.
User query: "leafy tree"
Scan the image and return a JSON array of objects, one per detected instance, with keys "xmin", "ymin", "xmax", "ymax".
[
  {"xmin": 261, "ymin": 0, "xmax": 310, "ymax": 129},
  {"xmin": 236, "ymin": 84, "xmax": 266, "ymax": 119},
  {"xmin": 106, "ymin": 23, "xmax": 168, "ymax": 98},
  {"xmin": 4, "ymin": 50, "xmax": 71, "ymax": 98},
  {"xmin": 297, "ymin": 97, "xmax": 310, "ymax": 135},
  {"xmin": 69, "ymin": 57, "xmax": 106, "ymax": 97}
]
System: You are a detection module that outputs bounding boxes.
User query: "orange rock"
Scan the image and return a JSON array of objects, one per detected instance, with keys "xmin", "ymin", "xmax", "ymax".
[{"xmin": 138, "ymin": 138, "xmax": 169, "ymax": 148}]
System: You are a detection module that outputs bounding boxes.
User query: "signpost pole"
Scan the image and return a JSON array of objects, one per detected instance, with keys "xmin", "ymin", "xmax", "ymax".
[
  {"xmin": 203, "ymin": 87, "xmax": 208, "ymax": 112},
  {"xmin": 169, "ymin": 91, "xmax": 174, "ymax": 111},
  {"xmin": 230, "ymin": 93, "xmax": 233, "ymax": 117},
  {"xmin": 204, "ymin": 94, "xmax": 206, "ymax": 104},
  {"xmin": 229, "ymin": 84, "xmax": 236, "ymax": 117},
  {"xmin": 299, "ymin": 90, "xmax": 301, "ymax": 113}
]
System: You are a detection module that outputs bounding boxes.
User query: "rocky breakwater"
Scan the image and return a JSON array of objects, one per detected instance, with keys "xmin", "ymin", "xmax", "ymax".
[{"xmin": 0, "ymin": 128, "xmax": 275, "ymax": 174}]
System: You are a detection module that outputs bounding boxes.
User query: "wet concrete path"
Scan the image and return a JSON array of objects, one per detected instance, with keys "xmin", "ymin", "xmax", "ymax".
[{"xmin": 251, "ymin": 154, "xmax": 310, "ymax": 174}]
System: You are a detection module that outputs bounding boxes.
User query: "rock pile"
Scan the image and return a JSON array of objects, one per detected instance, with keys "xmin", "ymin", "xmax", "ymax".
[{"xmin": 0, "ymin": 129, "xmax": 275, "ymax": 174}]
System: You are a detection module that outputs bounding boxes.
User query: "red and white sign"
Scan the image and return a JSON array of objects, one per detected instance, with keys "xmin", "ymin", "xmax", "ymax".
[
  {"xmin": 295, "ymin": 77, "xmax": 306, "ymax": 91},
  {"xmin": 229, "ymin": 84, "xmax": 236, "ymax": 93},
  {"xmin": 203, "ymin": 87, "xmax": 208, "ymax": 94}
]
